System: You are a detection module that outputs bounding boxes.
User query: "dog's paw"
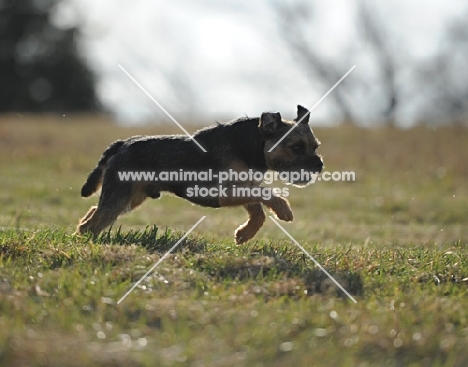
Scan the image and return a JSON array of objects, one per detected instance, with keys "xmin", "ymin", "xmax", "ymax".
[
  {"xmin": 235, "ymin": 223, "xmax": 258, "ymax": 244},
  {"xmin": 274, "ymin": 207, "xmax": 294, "ymax": 222},
  {"xmin": 234, "ymin": 227, "xmax": 252, "ymax": 244},
  {"xmin": 269, "ymin": 198, "xmax": 294, "ymax": 222}
]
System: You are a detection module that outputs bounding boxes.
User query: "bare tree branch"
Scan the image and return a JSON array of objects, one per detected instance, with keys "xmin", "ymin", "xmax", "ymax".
[
  {"xmin": 358, "ymin": 2, "xmax": 398, "ymax": 126},
  {"xmin": 271, "ymin": 1, "xmax": 408, "ymax": 126},
  {"xmin": 271, "ymin": 1, "xmax": 356, "ymax": 124}
]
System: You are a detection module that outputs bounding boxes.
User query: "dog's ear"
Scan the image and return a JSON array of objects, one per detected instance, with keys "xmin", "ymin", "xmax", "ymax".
[
  {"xmin": 259, "ymin": 112, "xmax": 284, "ymax": 136},
  {"xmin": 294, "ymin": 105, "xmax": 310, "ymax": 124}
]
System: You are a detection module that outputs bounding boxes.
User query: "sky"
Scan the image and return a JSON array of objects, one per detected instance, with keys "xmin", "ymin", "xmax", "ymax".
[{"xmin": 58, "ymin": 0, "xmax": 466, "ymax": 125}]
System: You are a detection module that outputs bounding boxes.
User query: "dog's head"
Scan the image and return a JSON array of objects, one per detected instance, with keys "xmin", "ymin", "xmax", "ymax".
[{"xmin": 259, "ymin": 105, "xmax": 323, "ymax": 186}]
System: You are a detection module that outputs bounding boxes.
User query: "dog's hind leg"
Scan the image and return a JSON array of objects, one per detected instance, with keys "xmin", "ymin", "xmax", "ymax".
[
  {"xmin": 235, "ymin": 203, "xmax": 266, "ymax": 244},
  {"xmin": 76, "ymin": 182, "xmax": 133, "ymax": 237},
  {"xmin": 77, "ymin": 206, "xmax": 97, "ymax": 227},
  {"xmin": 129, "ymin": 187, "xmax": 148, "ymax": 210},
  {"xmin": 77, "ymin": 204, "xmax": 126, "ymax": 237}
]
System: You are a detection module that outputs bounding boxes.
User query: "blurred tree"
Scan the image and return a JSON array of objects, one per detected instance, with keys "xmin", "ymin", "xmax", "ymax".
[
  {"xmin": 358, "ymin": 2, "xmax": 398, "ymax": 127},
  {"xmin": 271, "ymin": 1, "xmax": 403, "ymax": 126},
  {"xmin": 271, "ymin": 1, "xmax": 356, "ymax": 124},
  {"xmin": 0, "ymin": 0, "xmax": 100, "ymax": 113},
  {"xmin": 271, "ymin": 1, "xmax": 468, "ymax": 127},
  {"xmin": 417, "ymin": 12, "xmax": 468, "ymax": 126}
]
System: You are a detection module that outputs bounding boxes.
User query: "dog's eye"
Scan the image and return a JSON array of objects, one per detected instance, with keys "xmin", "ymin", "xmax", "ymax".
[{"xmin": 291, "ymin": 143, "xmax": 305, "ymax": 155}]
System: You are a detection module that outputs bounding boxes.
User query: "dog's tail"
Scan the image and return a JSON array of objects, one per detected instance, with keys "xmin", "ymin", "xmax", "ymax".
[{"xmin": 81, "ymin": 140, "xmax": 125, "ymax": 197}]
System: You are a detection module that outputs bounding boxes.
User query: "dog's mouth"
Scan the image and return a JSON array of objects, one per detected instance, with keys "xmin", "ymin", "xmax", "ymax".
[{"xmin": 280, "ymin": 167, "xmax": 323, "ymax": 187}]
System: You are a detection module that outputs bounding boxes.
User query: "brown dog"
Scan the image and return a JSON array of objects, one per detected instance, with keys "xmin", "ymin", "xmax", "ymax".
[{"xmin": 77, "ymin": 105, "xmax": 323, "ymax": 243}]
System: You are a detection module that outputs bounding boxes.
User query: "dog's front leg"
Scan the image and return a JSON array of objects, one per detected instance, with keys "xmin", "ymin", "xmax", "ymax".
[
  {"xmin": 234, "ymin": 203, "xmax": 266, "ymax": 244},
  {"xmin": 219, "ymin": 190, "xmax": 294, "ymax": 222}
]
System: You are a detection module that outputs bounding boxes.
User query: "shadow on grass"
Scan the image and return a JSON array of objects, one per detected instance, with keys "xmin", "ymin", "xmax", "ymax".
[
  {"xmin": 98, "ymin": 226, "xmax": 364, "ymax": 300},
  {"xmin": 96, "ymin": 225, "xmax": 208, "ymax": 253}
]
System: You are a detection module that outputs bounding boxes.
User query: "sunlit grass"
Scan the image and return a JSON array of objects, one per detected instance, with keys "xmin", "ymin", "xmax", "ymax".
[{"xmin": 0, "ymin": 115, "xmax": 467, "ymax": 366}]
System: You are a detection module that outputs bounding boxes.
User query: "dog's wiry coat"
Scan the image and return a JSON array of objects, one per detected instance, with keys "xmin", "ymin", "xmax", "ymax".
[{"xmin": 77, "ymin": 105, "xmax": 323, "ymax": 243}]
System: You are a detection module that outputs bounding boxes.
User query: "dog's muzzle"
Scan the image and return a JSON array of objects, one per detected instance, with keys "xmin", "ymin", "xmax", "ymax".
[
  {"xmin": 309, "ymin": 155, "xmax": 324, "ymax": 173},
  {"xmin": 287, "ymin": 156, "xmax": 324, "ymax": 186}
]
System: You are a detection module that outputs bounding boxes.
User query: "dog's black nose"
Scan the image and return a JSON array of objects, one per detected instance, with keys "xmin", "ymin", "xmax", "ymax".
[{"xmin": 314, "ymin": 156, "xmax": 324, "ymax": 168}]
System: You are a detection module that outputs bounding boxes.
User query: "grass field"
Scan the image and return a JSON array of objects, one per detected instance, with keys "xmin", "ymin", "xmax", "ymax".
[{"xmin": 0, "ymin": 114, "xmax": 467, "ymax": 366}]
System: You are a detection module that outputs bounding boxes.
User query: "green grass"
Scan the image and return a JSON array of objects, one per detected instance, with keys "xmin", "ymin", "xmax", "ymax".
[{"xmin": 0, "ymin": 115, "xmax": 468, "ymax": 366}]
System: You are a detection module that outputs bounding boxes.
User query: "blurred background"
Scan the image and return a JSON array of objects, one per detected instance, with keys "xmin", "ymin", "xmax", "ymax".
[{"xmin": 2, "ymin": 0, "xmax": 468, "ymax": 127}]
